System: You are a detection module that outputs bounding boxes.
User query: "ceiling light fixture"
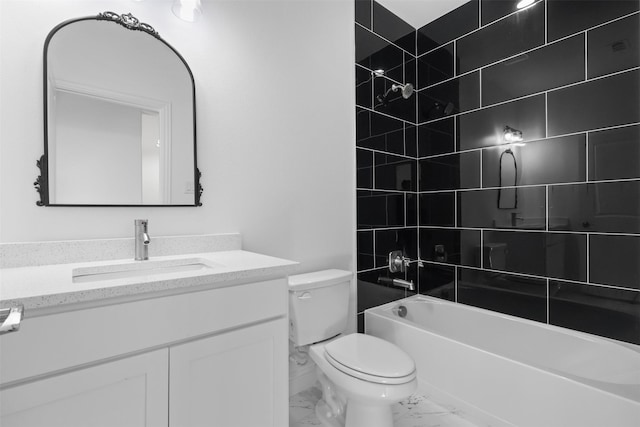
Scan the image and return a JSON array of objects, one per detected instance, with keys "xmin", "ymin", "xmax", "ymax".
[
  {"xmin": 516, "ymin": 0, "xmax": 536, "ymax": 10},
  {"xmin": 172, "ymin": 0, "xmax": 202, "ymax": 22}
]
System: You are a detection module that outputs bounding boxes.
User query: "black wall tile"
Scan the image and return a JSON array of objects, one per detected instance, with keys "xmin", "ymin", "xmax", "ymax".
[
  {"xmin": 405, "ymin": 55, "xmax": 417, "ymax": 91},
  {"xmin": 547, "ymin": 69, "xmax": 640, "ymax": 136},
  {"xmin": 458, "ymin": 268, "xmax": 547, "ymax": 322},
  {"xmin": 481, "ymin": 0, "xmax": 525, "ymax": 26},
  {"xmin": 417, "ymin": 0, "xmax": 479, "ymax": 55},
  {"xmin": 549, "ymin": 182, "xmax": 640, "ymax": 234},
  {"xmin": 590, "ymin": 234, "xmax": 640, "ymax": 289},
  {"xmin": 358, "ymin": 268, "xmax": 408, "ymax": 312},
  {"xmin": 407, "ymin": 193, "xmax": 418, "ymax": 226},
  {"xmin": 356, "ymin": 66, "xmax": 373, "ymax": 108},
  {"xmin": 356, "ymin": 107, "xmax": 405, "ymax": 154},
  {"xmin": 420, "ymin": 192, "xmax": 455, "ymax": 226},
  {"xmin": 482, "ymin": 34, "xmax": 585, "ymax": 105},
  {"xmin": 458, "ymin": 94, "xmax": 546, "ymax": 151},
  {"xmin": 458, "ymin": 187, "xmax": 546, "ymax": 229},
  {"xmin": 588, "ymin": 14, "xmax": 640, "ymax": 79},
  {"xmin": 417, "ymin": 118, "xmax": 455, "ymax": 157},
  {"xmin": 356, "ymin": 25, "xmax": 404, "ymax": 82},
  {"xmin": 355, "ymin": 0, "xmax": 372, "ymax": 30},
  {"xmin": 550, "ymin": 281, "xmax": 640, "ymax": 345},
  {"xmin": 589, "ymin": 125, "xmax": 640, "ymax": 181},
  {"xmin": 373, "ymin": 2, "xmax": 416, "ymax": 54},
  {"xmin": 358, "ymin": 230, "xmax": 375, "ymax": 270},
  {"xmin": 482, "ymin": 134, "xmax": 586, "ymax": 187},
  {"xmin": 419, "ymin": 71, "xmax": 480, "ymax": 120},
  {"xmin": 375, "ymin": 152, "xmax": 416, "ymax": 191},
  {"xmin": 376, "ymin": 228, "xmax": 418, "ymax": 265},
  {"xmin": 418, "ymin": 264, "xmax": 455, "ymax": 300},
  {"xmin": 357, "ymin": 190, "xmax": 406, "ymax": 229},
  {"xmin": 420, "ymin": 151, "xmax": 481, "ymax": 191},
  {"xmin": 483, "ymin": 231, "xmax": 587, "ymax": 281},
  {"xmin": 457, "ymin": 3, "xmax": 545, "ymax": 74},
  {"xmin": 417, "ymin": 43, "xmax": 454, "ymax": 88},
  {"xmin": 405, "ymin": 124, "xmax": 417, "ymax": 157},
  {"xmin": 548, "ymin": 0, "xmax": 639, "ymax": 42},
  {"xmin": 419, "ymin": 228, "xmax": 481, "ymax": 267},
  {"xmin": 357, "ymin": 313, "xmax": 365, "ymax": 333},
  {"xmin": 374, "ymin": 76, "xmax": 417, "ymax": 122},
  {"xmin": 357, "ymin": 148, "xmax": 373, "ymax": 189}
]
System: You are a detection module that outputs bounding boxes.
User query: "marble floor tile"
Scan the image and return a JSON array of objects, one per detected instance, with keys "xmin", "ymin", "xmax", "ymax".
[{"xmin": 289, "ymin": 384, "xmax": 480, "ymax": 427}]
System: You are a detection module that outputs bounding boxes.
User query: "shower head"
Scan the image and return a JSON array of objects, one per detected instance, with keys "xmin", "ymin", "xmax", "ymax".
[
  {"xmin": 394, "ymin": 83, "xmax": 414, "ymax": 99},
  {"xmin": 376, "ymin": 83, "xmax": 415, "ymax": 106}
]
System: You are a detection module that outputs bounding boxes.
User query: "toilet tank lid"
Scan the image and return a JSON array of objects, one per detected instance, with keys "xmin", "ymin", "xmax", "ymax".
[{"xmin": 288, "ymin": 269, "xmax": 352, "ymax": 291}]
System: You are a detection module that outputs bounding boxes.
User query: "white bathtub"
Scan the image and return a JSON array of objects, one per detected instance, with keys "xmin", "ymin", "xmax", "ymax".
[{"xmin": 365, "ymin": 294, "xmax": 640, "ymax": 427}]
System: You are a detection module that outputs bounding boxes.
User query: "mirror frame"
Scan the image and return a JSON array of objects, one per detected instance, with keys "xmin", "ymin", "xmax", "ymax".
[{"xmin": 36, "ymin": 11, "xmax": 202, "ymax": 207}]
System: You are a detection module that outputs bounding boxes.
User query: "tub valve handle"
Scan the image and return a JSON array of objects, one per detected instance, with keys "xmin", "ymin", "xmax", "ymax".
[{"xmin": 388, "ymin": 250, "xmax": 410, "ymax": 273}]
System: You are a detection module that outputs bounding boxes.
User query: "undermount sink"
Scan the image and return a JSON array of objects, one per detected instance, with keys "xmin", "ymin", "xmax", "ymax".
[{"xmin": 72, "ymin": 258, "xmax": 219, "ymax": 283}]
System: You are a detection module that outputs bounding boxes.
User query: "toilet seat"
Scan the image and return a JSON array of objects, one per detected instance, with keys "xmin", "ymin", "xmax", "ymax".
[{"xmin": 324, "ymin": 334, "xmax": 416, "ymax": 385}]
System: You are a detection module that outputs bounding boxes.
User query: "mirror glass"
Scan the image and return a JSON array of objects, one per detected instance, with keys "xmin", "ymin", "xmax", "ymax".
[{"xmin": 41, "ymin": 13, "xmax": 200, "ymax": 206}]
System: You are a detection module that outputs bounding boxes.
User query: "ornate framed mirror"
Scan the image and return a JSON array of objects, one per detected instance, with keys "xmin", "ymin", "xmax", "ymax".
[{"xmin": 37, "ymin": 12, "xmax": 202, "ymax": 206}]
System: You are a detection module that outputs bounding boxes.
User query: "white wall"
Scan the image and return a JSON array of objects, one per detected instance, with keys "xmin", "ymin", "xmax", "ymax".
[{"xmin": 0, "ymin": 0, "xmax": 355, "ymax": 273}]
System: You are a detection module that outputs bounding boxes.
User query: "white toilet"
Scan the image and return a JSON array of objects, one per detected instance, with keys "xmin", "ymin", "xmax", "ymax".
[{"xmin": 289, "ymin": 269, "xmax": 417, "ymax": 427}]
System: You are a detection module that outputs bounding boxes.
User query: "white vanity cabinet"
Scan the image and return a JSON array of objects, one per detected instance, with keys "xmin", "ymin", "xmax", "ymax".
[
  {"xmin": 0, "ymin": 278, "xmax": 288, "ymax": 427},
  {"xmin": 1, "ymin": 349, "xmax": 169, "ymax": 427},
  {"xmin": 170, "ymin": 318, "xmax": 288, "ymax": 426}
]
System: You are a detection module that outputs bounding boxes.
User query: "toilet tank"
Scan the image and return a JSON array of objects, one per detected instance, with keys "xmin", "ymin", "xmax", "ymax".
[{"xmin": 288, "ymin": 269, "xmax": 352, "ymax": 346}]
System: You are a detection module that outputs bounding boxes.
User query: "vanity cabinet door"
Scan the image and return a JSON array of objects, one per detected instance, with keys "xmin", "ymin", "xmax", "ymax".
[
  {"xmin": 169, "ymin": 318, "xmax": 288, "ymax": 427},
  {"xmin": 0, "ymin": 349, "xmax": 168, "ymax": 427}
]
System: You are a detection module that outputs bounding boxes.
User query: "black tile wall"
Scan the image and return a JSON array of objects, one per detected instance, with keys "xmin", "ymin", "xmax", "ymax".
[
  {"xmin": 417, "ymin": 0, "xmax": 479, "ymax": 55},
  {"xmin": 481, "ymin": 34, "xmax": 585, "ymax": 106},
  {"xmin": 373, "ymin": 2, "xmax": 415, "ymax": 54},
  {"xmin": 356, "ymin": 1, "xmax": 639, "ymax": 344},
  {"xmin": 458, "ymin": 268, "xmax": 547, "ymax": 322},
  {"xmin": 420, "ymin": 192, "xmax": 455, "ymax": 226},
  {"xmin": 417, "ymin": 118, "xmax": 455, "ymax": 157},
  {"xmin": 588, "ymin": 125, "xmax": 640, "ymax": 181},
  {"xmin": 356, "ymin": 107, "xmax": 405, "ymax": 154},
  {"xmin": 547, "ymin": 69, "xmax": 640, "ymax": 136},
  {"xmin": 355, "ymin": 25, "xmax": 404, "ymax": 82},
  {"xmin": 587, "ymin": 14, "xmax": 640, "ymax": 79},
  {"xmin": 355, "ymin": 2, "xmax": 421, "ymax": 326},
  {"xmin": 480, "ymin": 0, "xmax": 525, "ymax": 26},
  {"xmin": 457, "ymin": 2, "xmax": 545, "ymax": 74},
  {"xmin": 357, "ymin": 230, "xmax": 374, "ymax": 271},
  {"xmin": 419, "ymin": 151, "xmax": 480, "ymax": 191},
  {"xmin": 458, "ymin": 187, "xmax": 546, "ymax": 229},
  {"xmin": 418, "ymin": 264, "xmax": 455, "ymax": 300},
  {"xmin": 549, "ymin": 280, "xmax": 640, "ymax": 345},
  {"xmin": 482, "ymin": 134, "xmax": 586, "ymax": 186},
  {"xmin": 419, "ymin": 228, "xmax": 481, "ymax": 267},
  {"xmin": 417, "ymin": 43, "xmax": 454, "ymax": 88},
  {"xmin": 547, "ymin": 0, "xmax": 639, "ymax": 42},
  {"xmin": 549, "ymin": 182, "xmax": 640, "ymax": 234},
  {"xmin": 355, "ymin": 0, "xmax": 372, "ymax": 29},
  {"xmin": 457, "ymin": 94, "xmax": 546, "ymax": 150},
  {"xmin": 590, "ymin": 234, "xmax": 640, "ymax": 290},
  {"xmin": 418, "ymin": 71, "xmax": 480, "ymax": 117}
]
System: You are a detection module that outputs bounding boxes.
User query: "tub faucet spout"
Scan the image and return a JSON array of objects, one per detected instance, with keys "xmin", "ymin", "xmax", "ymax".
[{"xmin": 134, "ymin": 219, "xmax": 150, "ymax": 261}]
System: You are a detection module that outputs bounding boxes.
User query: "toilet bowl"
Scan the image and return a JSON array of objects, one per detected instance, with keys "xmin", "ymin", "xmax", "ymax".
[
  {"xmin": 309, "ymin": 333, "xmax": 417, "ymax": 427},
  {"xmin": 288, "ymin": 270, "xmax": 417, "ymax": 427}
]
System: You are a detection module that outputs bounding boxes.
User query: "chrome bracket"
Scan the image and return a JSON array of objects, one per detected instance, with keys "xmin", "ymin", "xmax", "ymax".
[{"xmin": 0, "ymin": 305, "xmax": 24, "ymax": 335}]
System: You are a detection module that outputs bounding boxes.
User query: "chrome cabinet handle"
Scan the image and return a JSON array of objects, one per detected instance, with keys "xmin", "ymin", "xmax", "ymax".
[{"xmin": 0, "ymin": 305, "xmax": 24, "ymax": 335}]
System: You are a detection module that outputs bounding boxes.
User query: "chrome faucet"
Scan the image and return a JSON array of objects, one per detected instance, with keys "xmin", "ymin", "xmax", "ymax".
[{"xmin": 134, "ymin": 219, "xmax": 150, "ymax": 261}]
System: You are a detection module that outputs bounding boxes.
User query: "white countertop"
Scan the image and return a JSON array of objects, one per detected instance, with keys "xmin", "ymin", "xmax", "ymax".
[{"xmin": 0, "ymin": 250, "xmax": 298, "ymax": 314}]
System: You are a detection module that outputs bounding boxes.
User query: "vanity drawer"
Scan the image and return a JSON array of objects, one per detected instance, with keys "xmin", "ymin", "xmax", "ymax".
[{"xmin": 0, "ymin": 278, "xmax": 287, "ymax": 385}]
